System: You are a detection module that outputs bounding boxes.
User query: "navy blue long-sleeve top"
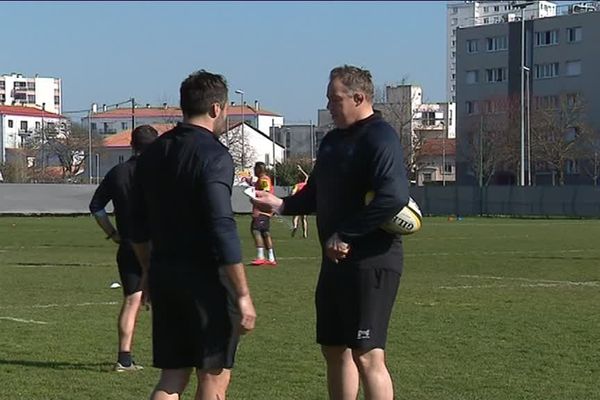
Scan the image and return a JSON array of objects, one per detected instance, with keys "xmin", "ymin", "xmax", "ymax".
[
  {"xmin": 89, "ymin": 156, "xmax": 137, "ymax": 241},
  {"xmin": 282, "ymin": 113, "xmax": 409, "ymax": 272},
  {"xmin": 130, "ymin": 122, "xmax": 242, "ymax": 270}
]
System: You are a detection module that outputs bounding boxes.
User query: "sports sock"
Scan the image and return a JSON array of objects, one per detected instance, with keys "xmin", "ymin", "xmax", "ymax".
[
  {"xmin": 118, "ymin": 351, "xmax": 132, "ymax": 367},
  {"xmin": 256, "ymin": 247, "xmax": 265, "ymax": 259},
  {"xmin": 268, "ymin": 248, "xmax": 275, "ymax": 262}
]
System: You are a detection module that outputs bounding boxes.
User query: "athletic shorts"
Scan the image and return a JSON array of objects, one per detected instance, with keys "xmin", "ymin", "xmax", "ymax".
[
  {"xmin": 149, "ymin": 267, "xmax": 240, "ymax": 370},
  {"xmin": 116, "ymin": 243, "xmax": 142, "ymax": 296},
  {"xmin": 315, "ymin": 266, "xmax": 401, "ymax": 350},
  {"xmin": 251, "ymin": 215, "xmax": 271, "ymax": 234}
]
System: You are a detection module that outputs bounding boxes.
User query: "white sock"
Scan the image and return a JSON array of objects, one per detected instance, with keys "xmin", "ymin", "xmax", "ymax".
[
  {"xmin": 268, "ymin": 248, "xmax": 275, "ymax": 261},
  {"xmin": 257, "ymin": 247, "xmax": 265, "ymax": 259}
]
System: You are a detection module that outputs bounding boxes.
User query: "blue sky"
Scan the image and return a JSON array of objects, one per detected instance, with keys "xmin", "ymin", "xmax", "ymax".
[{"xmin": 3, "ymin": 1, "xmax": 448, "ymax": 122}]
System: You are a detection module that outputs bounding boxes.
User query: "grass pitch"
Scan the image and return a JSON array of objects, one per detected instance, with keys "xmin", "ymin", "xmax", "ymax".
[{"xmin": 0, "ymin": 215, "xmax": 598, "ymax": 399}]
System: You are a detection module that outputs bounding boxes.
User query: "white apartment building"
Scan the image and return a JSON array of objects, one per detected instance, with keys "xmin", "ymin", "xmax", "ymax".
[
  {"xmin": 0, "ymin": 73, "xmax": 62, "ymax": 114},
  {"xmin": 0, "ymin": 105, "xmax": 65, "ymax": 162},
  {"xmin": 447, "ymin": 1, "xmax": 556, "ymax": 103}
]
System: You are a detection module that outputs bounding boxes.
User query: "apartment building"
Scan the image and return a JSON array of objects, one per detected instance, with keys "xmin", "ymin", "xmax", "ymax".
[
  {"xmin": 447, "ymin": 1, "xmax": 556, "ymax": 103},
  {"xmin": 455, "ymin": 7, "xmax": 600, "ymax": 185},
  {"xmin": 0, "ymin": 73, "xmax": 62, "ymax": 114}
]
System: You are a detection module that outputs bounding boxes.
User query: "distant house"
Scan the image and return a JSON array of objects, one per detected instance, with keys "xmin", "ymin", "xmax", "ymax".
[
  {"xmin": 0, "ymin": 105, "xmax": 66, "ymax": 163},
  {"xmin": 94, "ymin": 121, "xmax": 284, "ymax": 180},
  {"xmin": 417, "ymin": 138, "xmax": 456, "ymax": 186},
  {"xmin": 82, "ymin": 103, "xmax": 283, "ymax": 137}
]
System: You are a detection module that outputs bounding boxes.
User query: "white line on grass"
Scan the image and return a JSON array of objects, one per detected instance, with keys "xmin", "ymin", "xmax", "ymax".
[
  {"xmin": 0, "ymin": 301, "xmax": 118, "ymax": 310},
  {"xmin": 458, "ymin": 274, "xmax": 599, "ymax": 287},
  {"xmin": 0, "ymin": 316, "xmax": 48, "ymax": 324}
]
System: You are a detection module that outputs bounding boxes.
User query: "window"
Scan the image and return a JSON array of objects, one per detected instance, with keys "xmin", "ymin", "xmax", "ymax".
[
  {"xmin": 483, "ymin": 17, "xmax": 489, "ymax": 24},
  {"xmin": 118, "ymin": 155, "xmax": 125, "ymax": 164},
  {"xmin": 535, "ymin": 95, "xmax": 559, "ymax": 109},
  {"xmin": 35, "ymin": 121, "xmax": 41, "ymax": 130},
  {"xmin": 466, "ymin": 70, "xmax": 479, "ymax": 84},
  {"xmin": 20, "ymin": 121, "xmax": 28, "ymax": 131},
  {"xmin": 8, "ymin": 119, "xmax": 13, "ymax": 128},
  {"xmin": 54, "ymin": 96, "xmax": 60, "ymax": 104},
  {"xmin": 486, "ymin": 67, "xmax": 508, "ymax": 82},
  {"xmin": 103, "ymin": 122, "xmax": 109, "ymax": 132},
  {"xmin": 423, "ymin": 173, "xmax": 432, "ymax": 182},
  {"xmin": 567, "ymin": 93, "xmax": 579, "ymax": 107},
  {"xmin": 494, "ymin": 5, "xmax": 499, "ymax": 11},
  {"xmin": 566, "ymin": 160, "xmax": 579, "ymax": 174},
  {"xmin": 422, "ymin": 112, "xmax": 436, "ymax": 126},
  {"xmin": 27, "ymin": 95, "xmax": 36, "ymax": 103},
  {"xmin": 0, "ymin": 81, "xmax": 5, "ymax": 89},
  {"xmin": 444, "ymin": 163, "xmax": 453, "ymax": 173},
  {"xmin": 467, "ymin": 39, "xmax": 479, "ymax": 53},
  {"xmin": 466, "ymin": 101, "xmax": 478, "ymax": 115},
  {"xmin": 121, "ymin": 122, "xmax": 128, "ymax": 130},
  {"xmin": 452, "ymin": 7, "xmax": 458, "ymax": 14},
  {"xmin": 452, "ymin": 51, "xmax": 456, "ymax": 59},
  {"xmin": 91, "ymin": 122, "xmax": 97, "ymax": 132},
  {"xmin": 566, "ymin": 60, "xmax": 582, "ymax": 76},
  {"xmin": 451, "ymin": 18, "xmax": 458, "ymax": 25},
  {"xmin": 486, "ymin": 36, "xmax": 507, "ymax": 51},
  {"xmin": 483, "ymin": 6, "xmax": 489, "ymax": 12},
  {"xmin": 14, "ymin": 92, "xmax": 26, "ymax": 101},
  {"xmin": 449, "ymin": 110, "xmax": 453, "ymax": 125},
  {"xmin": 27, "ymin": 82, "xmax": 35, "ymax": 90},
  {"xmin": 535, "ymin": 30, "xmax": 559, "ymax": 46},
  {"xmin": 567, "ymin": 27, "xmax": 582, "ymax": 43},
  {"xmin": 451, "ymin": 40, "xmax": 456, "ymax": 47},
  {"xmin": 534, "ymin": 62, "xmax": 559, "ymax": 79}
]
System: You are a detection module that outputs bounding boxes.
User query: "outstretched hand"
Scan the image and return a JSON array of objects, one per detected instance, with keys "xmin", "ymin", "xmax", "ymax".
[{"xmin": 251, "ymin": 191, "xmax": 284, "ymax": 214}]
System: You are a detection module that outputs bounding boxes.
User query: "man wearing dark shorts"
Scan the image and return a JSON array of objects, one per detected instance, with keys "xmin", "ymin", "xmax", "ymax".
[
  {"xmin": 89, "ymin": 124, "xmax": 159, "ymax": 372},
  {"xmin": 250, "ymin": 161, "xmax": 277, "ymax": 266},
  {"xmin": 130, "ymin": 70, "xmax": 256, "ymax": 400},
  {"xmin": 252, "ymin": 65, "xmax": 408, "ymax": 400}
]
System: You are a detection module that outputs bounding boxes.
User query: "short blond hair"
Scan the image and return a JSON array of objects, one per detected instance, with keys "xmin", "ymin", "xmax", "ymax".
[{"xmin": 329, "ymin": 65, "xmax": 374, "ymax": 102}]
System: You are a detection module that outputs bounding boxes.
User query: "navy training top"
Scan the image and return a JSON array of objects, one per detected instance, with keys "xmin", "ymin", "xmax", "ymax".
[
  {"xmin": 282, "ymin": 113, "xmax": 409, "ymax": 272},
  {"xmin": 131, "ymin": 122, "xmax": 242, "ymax": 270}
]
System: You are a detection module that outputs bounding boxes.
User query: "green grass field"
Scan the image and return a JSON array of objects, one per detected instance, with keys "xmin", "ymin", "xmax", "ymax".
[{"xmin": 0, "ymin": 215, "xmax": 598, "ymax": 400}]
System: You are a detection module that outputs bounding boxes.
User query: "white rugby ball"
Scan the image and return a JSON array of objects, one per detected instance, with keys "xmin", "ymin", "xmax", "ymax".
[{"xmin": 365, "ymin": 192, "xmax": 423, "ymax": 235}]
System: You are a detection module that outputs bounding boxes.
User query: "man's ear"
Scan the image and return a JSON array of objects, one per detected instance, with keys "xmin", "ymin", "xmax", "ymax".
[
  {"xmin": 209, "ymin": 103, "xmax": 220, "ymax": 118},
  {"xmin": 353, "ymin": 92, "xmax": 365, "ymax": 106}
]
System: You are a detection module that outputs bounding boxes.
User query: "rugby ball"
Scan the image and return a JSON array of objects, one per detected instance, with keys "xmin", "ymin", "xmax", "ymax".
[{"xmin": 365, "ymin": 192, "xmax": 422, "ymax": 235}]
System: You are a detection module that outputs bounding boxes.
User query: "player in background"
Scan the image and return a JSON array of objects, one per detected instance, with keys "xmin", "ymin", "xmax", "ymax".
[
  {"xmin": 250, "ymin": 162, "xmax": 277, "ymax": 266},
  {"xmin": 291, "ymin": 165, "xmax": 309, "ymax": 238},
  {"xmin": 89, "ymin": 124, "xmax": 159, "ymax": 372}
]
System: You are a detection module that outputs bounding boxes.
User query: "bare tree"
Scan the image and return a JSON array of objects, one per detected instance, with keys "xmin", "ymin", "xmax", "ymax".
[
  {"xmin": 220, "ymin": 121, "xmax": 257, "ymax": 171},
  {"xmin": 530, "ymin": 93, "xmax": 591, "ymax": 186},
  {"xmin": 44, "ymin": 122, "xmax": 104, "ymax": 182}
]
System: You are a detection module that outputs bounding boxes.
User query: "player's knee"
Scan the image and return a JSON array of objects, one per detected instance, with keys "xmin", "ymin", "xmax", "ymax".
[
  {"xmin": 156, "ymin": 368, "xmax": 193, "ymax": 393},
  {"xmin": 123, "ymin": 291, "xmax": 142, "ymax": 307},
  {"xmin": 352, "ymin": 348, "xmax": 386, "ymax": 371}
]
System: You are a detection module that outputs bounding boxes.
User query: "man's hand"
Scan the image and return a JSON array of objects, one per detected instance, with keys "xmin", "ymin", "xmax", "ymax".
[
  {"xmin": 325, "ymin": 233, "xmax": 350, "ymax": 264},
  {"xmin": 252, "ymin": 191, "xmax": 284, "ymax": 214},
  {"xmin": 237, "ymin": 294, "xmax": 256, "ymax": 335}
]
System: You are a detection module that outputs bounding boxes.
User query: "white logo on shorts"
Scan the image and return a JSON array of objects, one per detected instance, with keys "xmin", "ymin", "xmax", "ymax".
[{"xmin": 357, "ymin": 329, "xmax": 371, "ymax": 340}]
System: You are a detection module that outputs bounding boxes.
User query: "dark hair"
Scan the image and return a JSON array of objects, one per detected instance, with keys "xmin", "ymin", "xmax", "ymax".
[
  {"xmin": 329, "ymin": 65, "xmax": 374, "ymax": 102},
  {"xmin": 180, "ymin": 70, "xmax": 228, "ymax": 118},
  {"xmin": 131, "ymin": 125, "xmax": 158, "ymax": 152},
  {"xmin": 254, "ymin": 161, "xmax": 267, "ymax": 174}
]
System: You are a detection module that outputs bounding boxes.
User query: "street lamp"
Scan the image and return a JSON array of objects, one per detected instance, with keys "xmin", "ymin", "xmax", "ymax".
[
  {"xmin": 41, "ymin": 102, "xmax": 45, "ymax": 172},
  {"xmin": 524, "ymin": 66, "xmax": 532, "ymax": 186},
  {"xmin": 235, "ymin": 89, "xmax": 245, "ymax": 169},
  {"xmin": 512, "ymin": 1, "xmax": 534, "ymax": 186}
]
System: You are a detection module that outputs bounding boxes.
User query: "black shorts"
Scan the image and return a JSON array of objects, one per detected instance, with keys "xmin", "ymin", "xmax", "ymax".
[
  {"xmin": 116, "ymin": 243, "xmax": 142, "ymax": 296},
  {"xmin": 149, "ymin": 267, "xmax": 240, "ymax": 370},
  {"xmin": 251, "ymin": 215, "xmax": 271, "ymax": 234},
  {"xmin": 315, "ymin": 266, "xmax": 401, "ymax": 350}
]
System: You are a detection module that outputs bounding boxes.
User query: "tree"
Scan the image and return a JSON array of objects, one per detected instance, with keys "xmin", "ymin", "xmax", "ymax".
[
  {"xmin": 273, "ymin": 157, "xmax": 314, "ymax": 187},
  {"xmin": 530, "ymin": 93, "xmax": 592, "ymax": 186},
  {"xmin": 44, "ymin": 122, "xmax": 104, "ymax": 182},
  {"xmin": 220, "ymin": 122, "xmax": 257, "ymax": 171}
]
